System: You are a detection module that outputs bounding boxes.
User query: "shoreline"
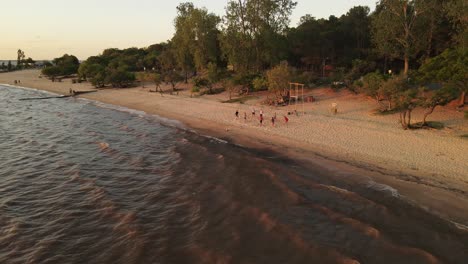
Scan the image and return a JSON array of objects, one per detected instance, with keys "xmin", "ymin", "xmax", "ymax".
[{"xmin": 1, "ymin": 70, "xmax": 468, "ymax": 225}]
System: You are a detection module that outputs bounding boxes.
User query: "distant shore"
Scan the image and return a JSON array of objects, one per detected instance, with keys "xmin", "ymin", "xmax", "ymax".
[{"xmin": 2, "ymin": 69, "xmax": 468, "ymax": 224}]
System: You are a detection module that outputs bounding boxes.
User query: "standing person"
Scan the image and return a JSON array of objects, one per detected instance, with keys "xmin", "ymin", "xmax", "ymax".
[
  {"xmin": 284, "ymin": 116, "xmax": 289, "ymax": 127},
  {"xmin": 244, "ymin": 112, "xmax": 247, "ymax": 122},
  {"xmin": 331, "ymin": 103, "xmax": 338, "ymax": 115},
  {"xmin": 260, "ymin": 115, "xmax": 264, "ymax": 126},
  {"xmin": 251, "ymin": 107, "xmax": 256, "ymax": 118},
  {"xmin": 235, "ymin": 110, "xmax": 239, "ymax": 119},
  {"xmin": 259, "ymin": 109, "xmax": 264, "ymax": 119},
  {"xmin": 271, "ymin": 116, "xmax": 275, "ymax": 127}
]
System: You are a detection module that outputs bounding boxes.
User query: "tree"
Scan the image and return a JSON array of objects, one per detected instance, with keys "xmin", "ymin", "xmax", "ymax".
[
  {"xmin": 17, "ymin": 49, "xmax": 25, "ymax": 69},
  {"xmin": 42, "ymin": 54, "xmax": 79, "ymax": 80},
  {"xmin": 223, "ymin": 79, "xmax": 239, "ymax": 100},
  {"xmin": 395, "ymin": 87, "xmax": 418, "ymax": 129},
  {"xmin": 444, "ymin": 0, "xmax": 468, "ymax": 47},
  {"xmin": 266, "ymin": 61, "xmax": 291, "ymax": 99},
  {"xmin": 361, "ymin": 72, "xmax": 385, "ymax": 104},
  {"xmin": 7, "ymin": 61, "xmax": 12, "ymax": 71},
  {"xmin": 41, "ymin": 66, "xmax": 61, "ymax": 79},
  {"xmin": 105, "ymin": 68, "xmax": 135, "ymax": 88},
  {"xmin": 417, "ymin": 48, "xmax": 467, "ymax": 106},
  {"xmin": 372, "ymin": 0, "xmax": 429, "ymax": 75},
  {"xmin": 158, "ymin": 47, "xmax": 183, "ymax": 91},
  {"xmin": 153, "ymin": 73, "xmax": 163, "ymax": 93},
  {"xmin": 206, "ymin": 62, "xmax": 222, "ymax": 94},
  {"xmin": 172, "ymin": 2, "xmax": 217, "ymax": 82},
  {"xmin": 222, "ymin": 0, "xmax": 297, "ymax": 72},
  {"xmin": 418, "ymin": 86, "xmax": 458, "ymax": 126}
]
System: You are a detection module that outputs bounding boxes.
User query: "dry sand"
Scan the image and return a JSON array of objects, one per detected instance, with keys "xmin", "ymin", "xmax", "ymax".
[{"xmin": 2, "ymin": 69, "xmax": 468, "ymax": 223}]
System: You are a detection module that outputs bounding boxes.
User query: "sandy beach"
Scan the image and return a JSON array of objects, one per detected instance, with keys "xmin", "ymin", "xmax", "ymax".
[{"xmin": 2, "ymin": 69, "xmax": 468, "ymax": 223}]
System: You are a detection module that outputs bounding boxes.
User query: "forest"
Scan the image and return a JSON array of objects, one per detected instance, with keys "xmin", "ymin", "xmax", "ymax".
[{"xmin": 39, "ymin": 0, "xmax": 467, "ymax": 129}]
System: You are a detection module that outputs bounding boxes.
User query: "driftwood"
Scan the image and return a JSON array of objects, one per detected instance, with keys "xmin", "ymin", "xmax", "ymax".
[
  {"xmin": 19, "ymin": 90, "xmax": 97, "ymax": 101},
  {"xmin": 19, "ymin": 95, "xmax": 72, "ymax": 101},
  {"xmin": 72, "ymin": 90, "xmax": 97, "ymax": 95}
]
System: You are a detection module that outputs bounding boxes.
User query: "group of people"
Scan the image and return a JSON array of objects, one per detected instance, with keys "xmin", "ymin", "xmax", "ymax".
[
  {"xmin": 13, "ymin": 80, "xmax": 21, "ymax": 84},
  {"xmin": 235, "ymin": 108, "xmax": 289, "ymax": 127}
]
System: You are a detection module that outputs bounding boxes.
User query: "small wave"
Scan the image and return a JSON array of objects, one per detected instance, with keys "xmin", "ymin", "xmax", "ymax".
[
  {"xmin": 0, "ymin": 84, "xmax": 60, "ymax": 97},
  {"xmin": 79, "ymin": 99, "xmax": 186, "ymax": 128},
  {"xmin": 202, "ymin": 135, "xmax": 229, "ymax": 144},
  {"xmin": 366, "ymin": 181, "xmax": 400, "ymax": 197}
]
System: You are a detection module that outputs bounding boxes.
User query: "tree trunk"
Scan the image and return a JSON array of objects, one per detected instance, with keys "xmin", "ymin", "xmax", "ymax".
[
  {"xmin": 407, "ymin": 109, "xmax": 412, "ymax": 128},
  {"xmin": 422, "ymin": 105, "xmax": 436, "ymax": 126},
  {"xmin": 400, "ymin": 111, "xmax": 407, "ymax": 129},
  {"xmin": 460, "ymin": 91, "xmax": 466, "ymax": 106},
  {"xmin": 403, "ymin": 55, "xmax": 409, "ymax": 76},
  {"xmin": 384, "ymin": 55, "xmax": 388, "ymax": 75}
]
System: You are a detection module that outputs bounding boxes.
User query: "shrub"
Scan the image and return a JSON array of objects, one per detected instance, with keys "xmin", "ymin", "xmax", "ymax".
[{"xmin": 252, "ymin": 77, "xmax": 268, "ymax": 91}]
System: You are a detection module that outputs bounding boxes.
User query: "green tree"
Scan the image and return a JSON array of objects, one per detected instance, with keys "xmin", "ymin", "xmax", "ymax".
[
  {"xmin": 417, "ymin": 86, "xmax": 458, "ymax": 126},
  {"xmin": 252, "ymin": 76, "xmax": 268, "ymax": 91},
  {"xmin": 153, "ymin": 73, "xmax": 163, "ymax": 93},
  {"xmin": 361, "ymin": 72, "xmax": 385, "ymax": 104},
  {"xmin": 222, "ymin": 0, "xmax": 297, "ymax": 73},
  {"xmin": 158, "ymin": 46, "xmax": 183, "ymax": 91},
  {"xmin": 395, "ymin": 86, "xmax": 418, "ymax": 129},
  {"xmin": 105, "ymin": 68, "xmax": 135, "ymax": 88},
  {"xmin": 47, "ymin": 54, "xmax": 80, "ymax": 76},
  {"xmin": 7, "ymin": 61, "xmax": 12, "ymax": 71},
  {"xmin": 41, "ymin": 66, "xmax": 61, "ymax": 79},
  {"xmin": 444, "ymin": 0, "xmax": 468, "ymax": 47},
  {"xmin": 372, "ymin": 0, "xmax": 430, "ymax": 75},
  {"xmin": 206, "ymin": 62, "xmax": 222, "ymax": 94},
  {"xmin": 266, "ymin": 61, "xmax": 291, "ymax": 98},
  {"xmin": 17, "ymin": 49, "xmax": 25, "ymax": 69},
  {"xmin": 417, "ymin": 48, "xmax": 467, "ymax": 107}
]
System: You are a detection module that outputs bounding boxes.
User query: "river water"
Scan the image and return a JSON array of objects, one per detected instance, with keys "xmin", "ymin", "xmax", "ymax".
[{"xmin": 0, "ymin": 85, "xmax": 466, "ymax": 264}]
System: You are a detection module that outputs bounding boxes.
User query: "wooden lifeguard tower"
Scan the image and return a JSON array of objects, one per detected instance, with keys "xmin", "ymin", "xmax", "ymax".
[{"xmin": 288, "ymin": 82, "xmax": 305, "ymax": 115}]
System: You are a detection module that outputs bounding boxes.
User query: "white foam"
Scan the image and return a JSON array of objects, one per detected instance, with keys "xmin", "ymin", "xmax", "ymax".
[
  {"xmin": 366, "ymin": 180, "xmax": 400, "ymax": 197},
  {"xmin": 0, "ymin": 83, "xmax": 60, "ymax": 96},
  {"xmin": 77, "ymin": 97, "xmax": 186, "ymax": 129},
  {"xmin": 201, "ymin": 134, "xmax": 228, "ymax": 144}
]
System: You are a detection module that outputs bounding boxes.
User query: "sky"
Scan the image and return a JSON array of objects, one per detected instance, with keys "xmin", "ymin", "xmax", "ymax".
[{"xmin": 0, "ymin": 0, "xmax": 376, "ymax": 60}]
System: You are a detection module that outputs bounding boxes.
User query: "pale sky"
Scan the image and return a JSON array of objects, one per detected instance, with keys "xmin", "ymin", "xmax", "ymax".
[{"xmin": 0, "ymin": 0, "xmax": 376, "ymax": 60}]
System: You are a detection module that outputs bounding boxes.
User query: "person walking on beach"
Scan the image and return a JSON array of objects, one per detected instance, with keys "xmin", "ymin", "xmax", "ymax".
[{"xmin": 235, "ymin": 110, "xmax": 239, "ymax": 119}]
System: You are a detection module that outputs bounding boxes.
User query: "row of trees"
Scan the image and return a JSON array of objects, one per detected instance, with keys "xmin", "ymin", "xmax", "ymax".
[
  {"xmin": 0, "ymin": 49, "xmax": 36, "ymax": 72},
  {"xmin": 40, "ymin": 0, "xmax": 466, "ymax": 128}
]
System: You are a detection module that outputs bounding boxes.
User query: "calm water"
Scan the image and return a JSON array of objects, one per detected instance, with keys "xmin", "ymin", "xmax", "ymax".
[{"xmin": 0, "ymin": 85, "xmax": 466, "ymax": 264}]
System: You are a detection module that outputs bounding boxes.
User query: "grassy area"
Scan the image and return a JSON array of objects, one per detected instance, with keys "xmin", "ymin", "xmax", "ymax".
[{"xmin": 223, "ymin": 96, "xmax": 258, "ymax": 104}]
